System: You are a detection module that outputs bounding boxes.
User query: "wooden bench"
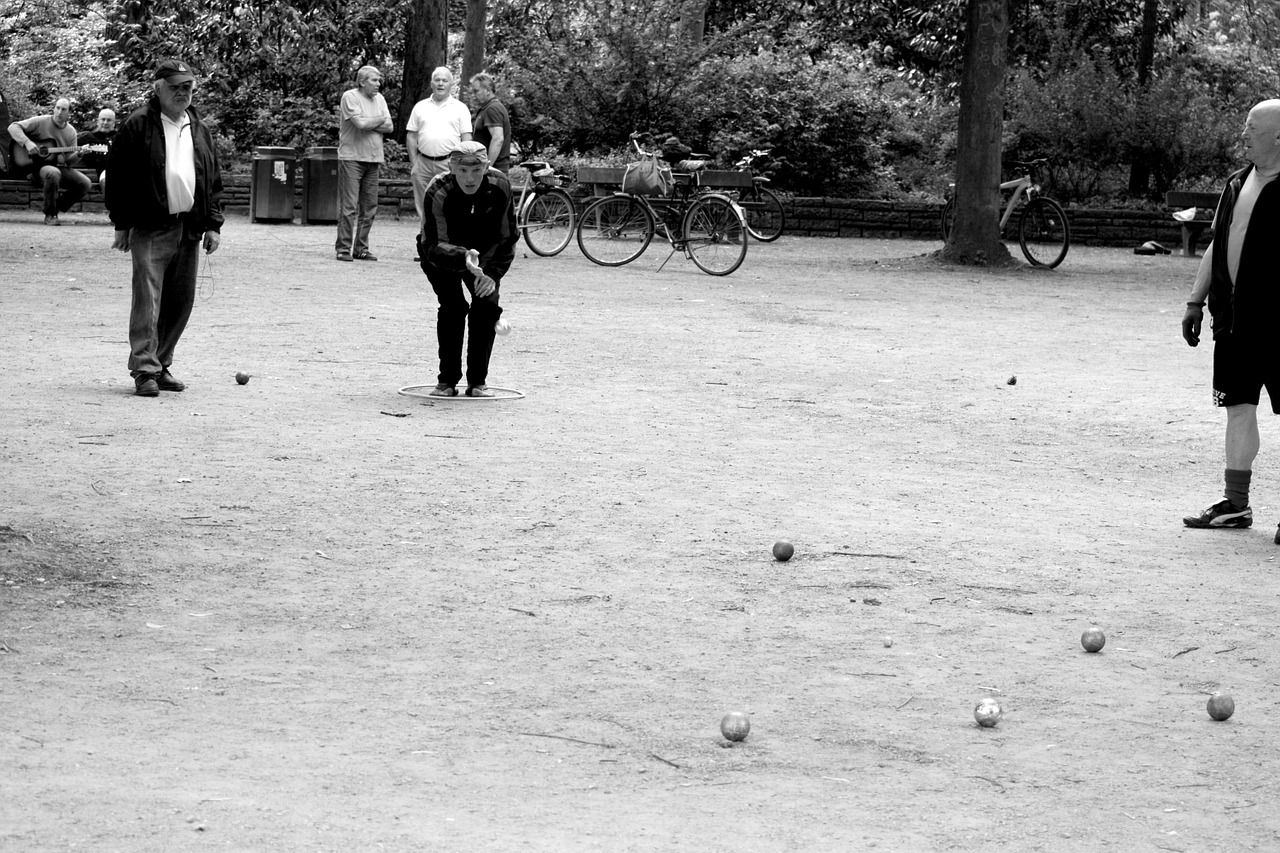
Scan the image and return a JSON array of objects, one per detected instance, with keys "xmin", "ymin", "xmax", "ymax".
[
  {"xmin": 576, "ymin": 165, "xmax": 754, "ymax": 197},
  {"xmin": 1, "ymin": 169, "xmax": 103, "ymax": 212},
  {"xmin": 1165, "ymin": 190, "xmax": 1220, "ymax": 257}
]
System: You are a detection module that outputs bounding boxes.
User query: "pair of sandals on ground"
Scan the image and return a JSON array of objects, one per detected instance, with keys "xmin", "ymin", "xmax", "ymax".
[{"xmin": 429, "ymin": 383, "xmax": 493, "ymax": 397}]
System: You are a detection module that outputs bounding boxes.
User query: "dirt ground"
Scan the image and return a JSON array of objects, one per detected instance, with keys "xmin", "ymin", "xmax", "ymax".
[{"xmin": 2, "ymin": 207, "xmax": 1279, "ymax": 852}]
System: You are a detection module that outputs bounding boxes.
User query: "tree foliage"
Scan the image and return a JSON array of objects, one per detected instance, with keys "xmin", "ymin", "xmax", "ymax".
[{"xmin": 3, "ymin": 0, "xmax": 1278, "ymax": 195}]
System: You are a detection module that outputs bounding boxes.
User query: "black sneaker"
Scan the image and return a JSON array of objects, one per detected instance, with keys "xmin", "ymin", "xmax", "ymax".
[
  {"xmin": 1274, "ymin": 524, "xmax": 1279, "ymax": 545},
  {"xmin": 1183, "ymin": 499, "xmax": 1252, "ymax": 529}
]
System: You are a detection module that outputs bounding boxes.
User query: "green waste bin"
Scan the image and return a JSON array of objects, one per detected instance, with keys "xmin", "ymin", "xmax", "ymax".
[
  {"xmin": 302, "ymin": 147, "xmax": 340, "ymax": 224},
  {"xmin": 250, "ymin": 146, "xmax": 296, "ymax": 222}
]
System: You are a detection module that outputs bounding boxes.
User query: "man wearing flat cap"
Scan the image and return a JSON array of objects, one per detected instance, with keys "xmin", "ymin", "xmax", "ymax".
[
  {"xmin": 416, "ymin": 141, "xmax": 517, "ymax": 397},
  {"xmin": 106, "ymin": 59, "xmax": 224, "ymax": 398}
]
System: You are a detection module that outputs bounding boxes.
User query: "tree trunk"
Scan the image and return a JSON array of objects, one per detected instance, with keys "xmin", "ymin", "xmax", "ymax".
[
  {"xmin": 682, "ymin": 0, "xmax": 707, "ymax": 43},
  {"xmin": 941, "ymin": 0, "xmax": 1012, "ymax": 266},
  {"xmin": 398, "ymin": 0, "xmax": 448, "ymax": 143},
  {"xmin": 1127, "ymin": 0, "xmax": 1159, "ymax": 196},
  {"xmin": 461, "ymin": 0, "xmax": 488, "ymax": 95}
]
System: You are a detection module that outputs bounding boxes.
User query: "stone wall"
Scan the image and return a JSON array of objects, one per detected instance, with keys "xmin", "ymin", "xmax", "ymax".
[{"xmin": 0, "ymin": 173, "xmax": 1200, "ymax": 252}]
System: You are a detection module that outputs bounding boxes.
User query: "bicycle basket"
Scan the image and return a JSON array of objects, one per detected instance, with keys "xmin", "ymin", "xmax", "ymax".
[{"xmin": 534, "ymin": 167, "xmax": 559, "ymax": 187}]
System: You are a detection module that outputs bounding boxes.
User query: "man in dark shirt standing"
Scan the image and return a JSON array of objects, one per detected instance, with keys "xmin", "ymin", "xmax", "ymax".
[
  {"xmin": 416, "ymin": 141, "xmax": 517, "ymax": 398},
  {"xmin": 468, "ymin": 73, "xmax": 512, "ymax": 174},
  {"xmin": 106, "ymin": 59, "xmax": 224, "ymax": 398}
]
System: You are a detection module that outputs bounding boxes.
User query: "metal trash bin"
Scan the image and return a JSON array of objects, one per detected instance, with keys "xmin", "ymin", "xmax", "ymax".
[
  {"xmin": 301, "ymin": 146, "xmax": 339, "ymax": 224},
  {"xmin": 250, "ymin": 146, "xmax": 296, "ymax": 222}
]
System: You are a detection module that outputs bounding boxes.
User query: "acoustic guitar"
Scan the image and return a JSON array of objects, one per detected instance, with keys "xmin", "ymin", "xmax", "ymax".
[{"xmin": 8, "ymin": 141, "xmax": 107, "ymax": 174}]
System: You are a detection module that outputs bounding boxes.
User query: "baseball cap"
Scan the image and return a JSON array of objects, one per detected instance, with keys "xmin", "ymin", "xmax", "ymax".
[
  {"xmin": 449, "ymin": 141, "xmax": 490, "ymax": 167},
  {"xmin": 154, "ymin": 59, "xmax": 196, "ymax": 84}
]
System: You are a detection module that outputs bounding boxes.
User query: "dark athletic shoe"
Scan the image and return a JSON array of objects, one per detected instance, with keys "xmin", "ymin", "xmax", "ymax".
[
  {"xmin": 1183, "ymin": 499, "xmax": 1252, "ymax": 529},
  {"xmin": 1274, "ymin": 524, "xmax": 1280, "ymax": 545}
]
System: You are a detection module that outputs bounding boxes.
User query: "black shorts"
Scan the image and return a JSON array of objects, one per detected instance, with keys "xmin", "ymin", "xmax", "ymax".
[{"xmin": 1213, "ymin": 333, "xmax": 1280, "ymax": 412}]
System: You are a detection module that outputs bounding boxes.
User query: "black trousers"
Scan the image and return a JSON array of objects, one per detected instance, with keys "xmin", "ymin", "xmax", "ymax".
[{"xmin": 424, "ymin": 266, "xmax": 503, "ymax": 388}]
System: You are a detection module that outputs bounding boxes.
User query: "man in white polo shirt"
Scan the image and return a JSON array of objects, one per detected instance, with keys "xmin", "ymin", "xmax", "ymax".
[
  {"xmin": 405, "ymin": 66, "xmax": 472, "ymax": 223},
  {"xmin": 105, "ymin": 59, "xmax": 224, "ymax": 398}
]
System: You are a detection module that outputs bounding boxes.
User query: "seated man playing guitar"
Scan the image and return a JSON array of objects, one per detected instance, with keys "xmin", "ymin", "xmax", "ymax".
[{"xmin": 7, "ymin": 98, "xmax": 93, "ymax": 226}]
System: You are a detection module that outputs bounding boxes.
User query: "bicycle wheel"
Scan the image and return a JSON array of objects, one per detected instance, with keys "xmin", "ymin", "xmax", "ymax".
[
  {"xmin": 1018, "ymin": 197, "xmax": 1070, "ymax": 268},
  {"xmin": 576, "ymin": 195, "xmax": 654, "ymax": 266},
  {"xmin": 940, "ymin": 198, "xmax": 955, "ymax": 241},
  {"xmin": 521, "ymin": 187, "xmax": 575, "ymax": 257},
  {"xmin": 743, "ymin": 185, "xmax": 785, "ymax": 242},
  {"xmin": 682, "ymin": 194, "xmax": 747, "ymax": 276}
]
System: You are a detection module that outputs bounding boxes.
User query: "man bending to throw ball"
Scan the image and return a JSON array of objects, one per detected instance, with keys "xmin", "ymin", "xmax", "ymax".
[
  {"xmin": 417, "ymin": 141, "xmax": 517, "ymax": 397},
  {"xmin": 1181, "ymin": 99, "xmax": 1280, "ymax": 542}
]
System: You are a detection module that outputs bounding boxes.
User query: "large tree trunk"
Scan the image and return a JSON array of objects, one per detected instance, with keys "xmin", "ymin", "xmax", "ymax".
[
  {"xmin": 398, "ymin": 0, "xmax": 448, "ymax": 143},
  {"xmin": 941, "ymin": 0, "xmax": 1012, "ymax": 266},
  {"xmin": 461, "ymin": 0, "xmax": 488, "ymax": 95},
  {"xmin": 1127, "ymin": 0, "xmax": 1159, "ymax": 196},
  {"xmin": 682, "ymin": 0, "xmax": 707, "ymax": 43}
]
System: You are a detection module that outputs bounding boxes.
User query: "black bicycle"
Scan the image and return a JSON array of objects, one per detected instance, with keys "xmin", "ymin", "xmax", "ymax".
[
  {"xmin": 576, "ymin": 134, "xmax": 747, "ymax": 276},
  {"xmin": 732, "ymin": 149, "xmax": 785, "ymax": 242},
  {"xmin": 514, "ymin": 159, "xmax": 576, "ymax": 257}
]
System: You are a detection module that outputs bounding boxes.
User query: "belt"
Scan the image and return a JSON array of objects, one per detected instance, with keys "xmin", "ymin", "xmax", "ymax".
[{"xmin": 420, "ymin": 153, "xmax": 450, "ymax": 161}]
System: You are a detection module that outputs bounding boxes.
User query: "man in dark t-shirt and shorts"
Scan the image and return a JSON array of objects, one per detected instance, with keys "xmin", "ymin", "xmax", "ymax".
[{"xmin": 1182, "ymin": 99, "xmax": 1280, "ymax": 542}]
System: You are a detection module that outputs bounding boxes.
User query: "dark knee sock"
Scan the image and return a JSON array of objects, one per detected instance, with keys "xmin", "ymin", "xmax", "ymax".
[{"xmin": 1225, "ymin": 468, "xmax": 1252, "ymax": 508}]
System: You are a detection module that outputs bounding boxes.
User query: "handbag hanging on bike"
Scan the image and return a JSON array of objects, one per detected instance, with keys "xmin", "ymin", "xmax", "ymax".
[{"xmin": 622, "ymin": 153, "xmax": 672, "ymax": 197}]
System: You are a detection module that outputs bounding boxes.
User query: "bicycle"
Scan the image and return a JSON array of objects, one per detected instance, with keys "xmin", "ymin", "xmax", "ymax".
[
  {"xmin": 939, "ymin": 159, "xmax": 1071, "ymax": 268},
  {"xmin": 575, "ymin": 135, "xmax": 747, "ymax": 276},
  {"xmin": 732, "ymin": 149, "xmax": 785, "ymax": 242},
  {"xmin": 514, "ymin": 158, "xmax": 576, "ymax": 257}
]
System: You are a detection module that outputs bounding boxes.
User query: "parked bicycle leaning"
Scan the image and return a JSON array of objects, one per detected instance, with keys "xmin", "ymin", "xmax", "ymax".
[{"xmin": 940, "ymin": 159, "xmax": 1071, "ymax": 268}]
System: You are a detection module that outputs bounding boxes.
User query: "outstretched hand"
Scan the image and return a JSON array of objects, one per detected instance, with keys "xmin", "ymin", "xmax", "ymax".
[
  {"xmin": 466, "ymin": 249, "xmax": 495, "ymax": 297},
  {"xmin": 1182, "ymin": 305, "xmax": 1203, "ymax": 347}
]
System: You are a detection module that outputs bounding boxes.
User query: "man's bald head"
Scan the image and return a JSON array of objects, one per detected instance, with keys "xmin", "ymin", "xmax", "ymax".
[{"xmin": 1244, "ymin": 100, "xmax": 1280, "ymax": 173}]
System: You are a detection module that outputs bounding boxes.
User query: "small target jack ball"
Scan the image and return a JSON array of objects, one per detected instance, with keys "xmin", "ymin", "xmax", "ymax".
[
  {"xmin": 235, "ymin": 371, "xmax": 251, "ymax": 385},
  {"xmin": 720, "ymin": 711, "xmax": 751, "ymax": 742},
  {"xmin": 1081, "ymin": 627, "xmax": 1106, "ymax": 653},
  {"xmin": 772, "ymin": 541, "xmax": 794, "ymax": 562},
  {"xmin": 1207, "ymin": 693, "xmax": 1235, "ymax": 721},
  {"xmin": 974, "ymin": 698, "xmax": 1002, "ymax": 727}
]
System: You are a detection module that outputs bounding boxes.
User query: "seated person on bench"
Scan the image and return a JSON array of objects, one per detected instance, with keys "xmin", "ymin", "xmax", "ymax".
[
  {"xmin": 7, "ymin": 97, "xmax": 92, "ymax": 226},
  {"xmin": 77, "ymin": 108, "xmax": 117, "ymax": 191}
]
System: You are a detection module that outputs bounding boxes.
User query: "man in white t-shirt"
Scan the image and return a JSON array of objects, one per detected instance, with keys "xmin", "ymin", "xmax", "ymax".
[
  {"xmin": 405, "ymin": 67, "xmax": 472, "ymax": 222},
  {"xmin": 335, "ymin": 65, "xmax": 393, "ymax": 262}
]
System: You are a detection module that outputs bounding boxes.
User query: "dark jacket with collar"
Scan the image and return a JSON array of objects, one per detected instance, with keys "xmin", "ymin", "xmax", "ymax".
[
  {"xmin": 105, "ymin": 97, "xmax": 224, "ymax": 235},
  {"xmin": 1207, "ymin": 163, "xmax": 1280, "ymax": 341},
  {"xmin": 417, "ymin": 170, "xmax": 517, "ymax": 278}
]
